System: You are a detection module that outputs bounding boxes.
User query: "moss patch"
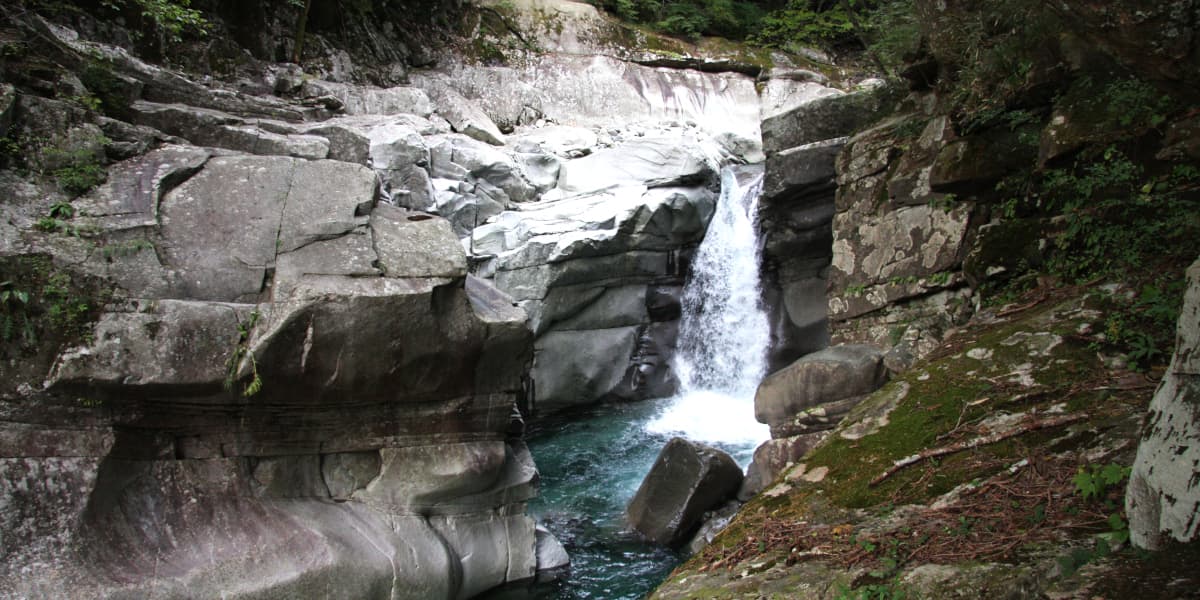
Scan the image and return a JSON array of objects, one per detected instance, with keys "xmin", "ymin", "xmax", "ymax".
[{"xmin": 657, "ymin": 286, "xmax": 1154, "ymax": 598}]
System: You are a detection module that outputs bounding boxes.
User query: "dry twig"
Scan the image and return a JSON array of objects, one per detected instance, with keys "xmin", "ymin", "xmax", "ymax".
[{"xmin": 869, "ymin": 412, "xmax": 1087, "ymax": 487}]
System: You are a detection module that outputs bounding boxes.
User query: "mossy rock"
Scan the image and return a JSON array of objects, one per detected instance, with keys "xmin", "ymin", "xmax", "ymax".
[
  {"xmin": 655, "ymin": 287, "xmax": 1154, "ymax": 599},
  {"xmin": 962, "ymin": 218, "xmax": 1047, "ymax": 288}
]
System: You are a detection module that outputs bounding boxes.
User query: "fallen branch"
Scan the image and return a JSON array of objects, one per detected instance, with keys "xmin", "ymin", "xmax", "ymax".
[{"xmin": 869, "ymin": 412, "xmax": 1087, "ymax": 487}]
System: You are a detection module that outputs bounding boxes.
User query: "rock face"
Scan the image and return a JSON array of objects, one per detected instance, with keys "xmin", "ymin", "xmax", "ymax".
[
  {"xmin": 0, "ymin": 18, "xmax": 567, "ymax": 593},
  {"xmin": 756, "ymin": 85, "xmax": 897, "ymax": 369},
  {"xmin": 468, "ymin": 125, "xmax": 724, "ymax": 412},
  {"xmin": 1127, "ymin": 257, "xmax": 1200, "ymax": 550},
  {"xmin": 626, "ymin": 438, "xmax": 744, "ymax": 547},
  {"xmin": 0, "ymin": 2, "xmax": 852, "ymax": 595}
]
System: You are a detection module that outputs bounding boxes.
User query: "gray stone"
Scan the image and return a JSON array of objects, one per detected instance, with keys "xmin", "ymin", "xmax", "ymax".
[
  {"xmin": 761, "ymin": 86, "xmax": 897, "ymax": 156},
  {"xmin": 738, "ymin": 433, "xmax": 827, "ymax": 500},
  {"xmin": 535, "ymin": 524, "xmax": 570, "ymax": 578},
  {"xmin": 0, "ymin": 83, "xmax": 16, "ymax": 138},
  {"xmin": 424, "ymin": 83, "xmax": 506, "ymax": 146},
  {"xmin": 516, "ymin": 152, "xmax": 561, "ymax": 194},
  {"xmin": 158, "ymin": 156, "xmax": 377, "ymax": 301},
  {"xmin": 755, "ymin": 344, "xmax": 887, "ymax": 428},
  {"xmin": 47, "ymin": 299, "xmax": 251, "ymax": 388},
  {"xmin": 626, "ymin": 437, "xmax": 744, "ymax": 547},
  {"xmin": 510, "ymin": 125, "xmax": 598, "ymax": 156},
  {"xmin": 274, "ymin": 231, "xmax": 381, "ymax": 298},
  {"xmin": 355, "ymin": 441, "xmax": 507, "ymax": 512},
  {"xmin": 762, "ymin": 138, "xmax": 847, "ymax": 203},
  {"xmin": 130, "ymin": 101, "xmax": 329, "ymax": 158},
  {"xmin": 430, "ymin": 512, "xmax": 538, "ymax": 597},
  {"xmin": 684, "ymin": 501, "xmax": 741, "ymax": 556},
  {"xmin": 370, "ymin": 204, "xmax": 468, "ymax": 279},
  {"xmin": 278, "ymin": 160, "xmax": 376, "ymax": 252},
  {"xmin": 1127, "ymin": 257, "xmax": 1200, "ymax": 550},
  {"xmin": 322, "ymin": 451, "xmax": 382, "ymax": 501},
  {"xmin": 301, "ymin": 79, "xmax": 434, "ymax": 117},
  {"xmin": 557, "ymin": 134, "xmax": 715, "ymax": 194},
  {"xmin": 302, "ymin": 123, "xmax": 371, "ymax": 164},
  {"xmin": 759, "ymin": 78, "xmax": 841, "ymax": 122},
  {"xmin": 531, "ymin": 326, "xmax": 640, "ymax": 410},
  {"xmin": 552, "ymin": 285, "xmax": 648, "ymax": 331},
  {"xmin": 368, "ymin": 121, "xmax": 429, "ymax": 169},
  {"xmin": 73, "ymin": 144, "xmax": 211, "ymax": 233},
  {"xmin": 251, "ymin": 455, "xmax": 329, "ymax": 498}
]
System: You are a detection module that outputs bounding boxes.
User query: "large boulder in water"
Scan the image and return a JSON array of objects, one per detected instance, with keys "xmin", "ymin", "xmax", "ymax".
[{"xmin": 626, "ymin": 437, "xmax": 743, "ymax": 547}]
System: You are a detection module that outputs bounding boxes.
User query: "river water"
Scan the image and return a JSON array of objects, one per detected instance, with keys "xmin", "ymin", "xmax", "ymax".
[{"xmin": 483, "ymin": 166, "xmax": 770, "ymax": 600}]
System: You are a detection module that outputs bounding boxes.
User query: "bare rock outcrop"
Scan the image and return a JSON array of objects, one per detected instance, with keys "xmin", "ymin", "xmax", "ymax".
[{"xmin": 1127, "ymin": 257, "xmax": 1200, "ymax": 550}]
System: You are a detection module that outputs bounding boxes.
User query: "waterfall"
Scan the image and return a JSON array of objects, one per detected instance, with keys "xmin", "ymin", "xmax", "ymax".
[{"xmin": 645, "ymin": 165, "xmax": 771, "ymax": 451}]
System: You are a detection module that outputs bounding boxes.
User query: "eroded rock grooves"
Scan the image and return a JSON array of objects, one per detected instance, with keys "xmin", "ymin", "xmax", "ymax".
[{"xmin": 0, "ymin": 0, "xmax": 816, "ymax": 597}]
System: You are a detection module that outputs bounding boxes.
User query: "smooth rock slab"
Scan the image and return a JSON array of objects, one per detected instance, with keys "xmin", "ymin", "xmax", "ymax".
[
  {"xmin": 626, "ymin": 437, "xmax": 743, "ymax": 547},
  {"xmin": 557, "ymin": 134, "xmax": 715, "ymax": 194}
]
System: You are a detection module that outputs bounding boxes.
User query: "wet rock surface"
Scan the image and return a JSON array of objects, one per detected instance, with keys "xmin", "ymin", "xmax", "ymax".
[{"xmin": 626, "ymin": 437, "xmax": 744, "ymax": 547}]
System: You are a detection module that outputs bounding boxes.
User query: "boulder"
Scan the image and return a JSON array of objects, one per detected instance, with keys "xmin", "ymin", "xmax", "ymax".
[
  {"xmin": 627, "ymin": 437, "xmax": 744, "ymax": 547},
  {"xmin": 762, "ymin": 137, "xmax": 847, "ymax": 203},
  {"xmin": 755, "ymin": 345, "xmax": 888, "ymax": 431},
  {"xmin": 683, "ymin": 500, "xmax": 741, "ymax": 556},
  {"xmin": 761, "ymin": 87, "xmax": 898, "ymax": 156},
  {"xmin": 130, "ymin": 101, "xmax": 330, "ymax": 159},
  {"xmin": 510, "ymin": 125, "xmax": 599, "ymax": 157},
  {"xmin": 158, "ymin": 155, "xmax": 376, "ymax": 301},
  {"xmin": 738, "ymin": 433, "xmax": 827, "ymax": 500},
  {"xmin": 1127, "ymin": 257, "xmax": 1200, "ymax": 550},
  {"xmin": 47, "ymin": 299, "xmax": 251, "ymax": 388},
  {"xmin": 422, "ymin": 82, "xmax": 506, "ymax": 146},
  {"xmin": 534, "ymin": 524, "xmax": 571, "ymax": 581}
]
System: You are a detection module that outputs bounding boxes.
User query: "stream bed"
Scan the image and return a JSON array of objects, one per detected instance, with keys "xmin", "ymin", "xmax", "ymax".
[
  {"xmin": 482, "ymin": 165, "xmax": 771, "ymax": 599},
  {"xmin": 483, "ymin": 392, "xmax": 765, "ymax": 600}
]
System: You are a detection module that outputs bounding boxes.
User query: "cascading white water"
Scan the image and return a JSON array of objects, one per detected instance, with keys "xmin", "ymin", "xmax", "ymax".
[{"xmin": 645, "ymin": 165, "xmax": 772, "ymax": 450}]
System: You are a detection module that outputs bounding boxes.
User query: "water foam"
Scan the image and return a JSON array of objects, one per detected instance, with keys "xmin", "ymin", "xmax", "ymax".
[{"xmin": 645, "ymin": 165, "xmax": 771, "ymax": 451}]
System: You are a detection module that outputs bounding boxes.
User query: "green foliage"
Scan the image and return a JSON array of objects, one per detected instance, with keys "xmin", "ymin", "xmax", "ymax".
[
  {"xmin": 1073, "ymin": 463, "xmax": 1130, "ymax": 503},
  {"xmin": 1092, "ymin": 77, "xmax": 1175, "ymax": 130},
  {"xmin": 100, "ymin": 239, "xmax": 155, "ymax": 260},
  {"xmin": 42, "ymin": 138, "xmax": 109, "ymax": 197},
  {"xmin": 923, "ymin": 0, "xmax": 1058, "ymax": 115},
  {"xmin": 225, "ymin": 309, "xmax": 263, "ymax": 397},
  {"xmin": 0, "ymin": 280, "xmax": 37, "ymax": 347},
  {"xmin": 1038, "ymin": 148, "xmax": 1200, "ymax": 283},
  {"xmin": 598, "ymin": 0, "xmax": 763, "ymax": 40},
  {"xmin": 1058, "ymin": 462, "xmax": 1132, "ymax": 576},
  {"xmin": 101, "ymin": 0, "xmax": 209, "ymax": 43},
  {"xmin": 865, "ymin": 0, "xmax": 917, "ymax": 70},
  {"xmin": 751, "ymin": 1, "xmax": 853, "ymax": 49},
  {"xmin": 0, "ymin": 257, "xmax": 107, "ymax": 357}
]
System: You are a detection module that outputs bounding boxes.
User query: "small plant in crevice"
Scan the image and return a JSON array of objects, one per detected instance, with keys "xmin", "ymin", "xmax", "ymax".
[
  {"xmin": 0, "ymin": 280, "xmax": 36, "ymax": 347},
  {"xmin": 40, "ymin": 136, "xmax": 110, "ymax": 197},
  {"xmin": 100, "ymin": 239, "xmax": 155, "ymax": 261},
  {"xmin": 224, "ymin": 309, "xmax": 263, "ymax": 397},
  {"xmin": 1058, "ymin": 462, "xmax": 1133, "ymax": 577}
]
